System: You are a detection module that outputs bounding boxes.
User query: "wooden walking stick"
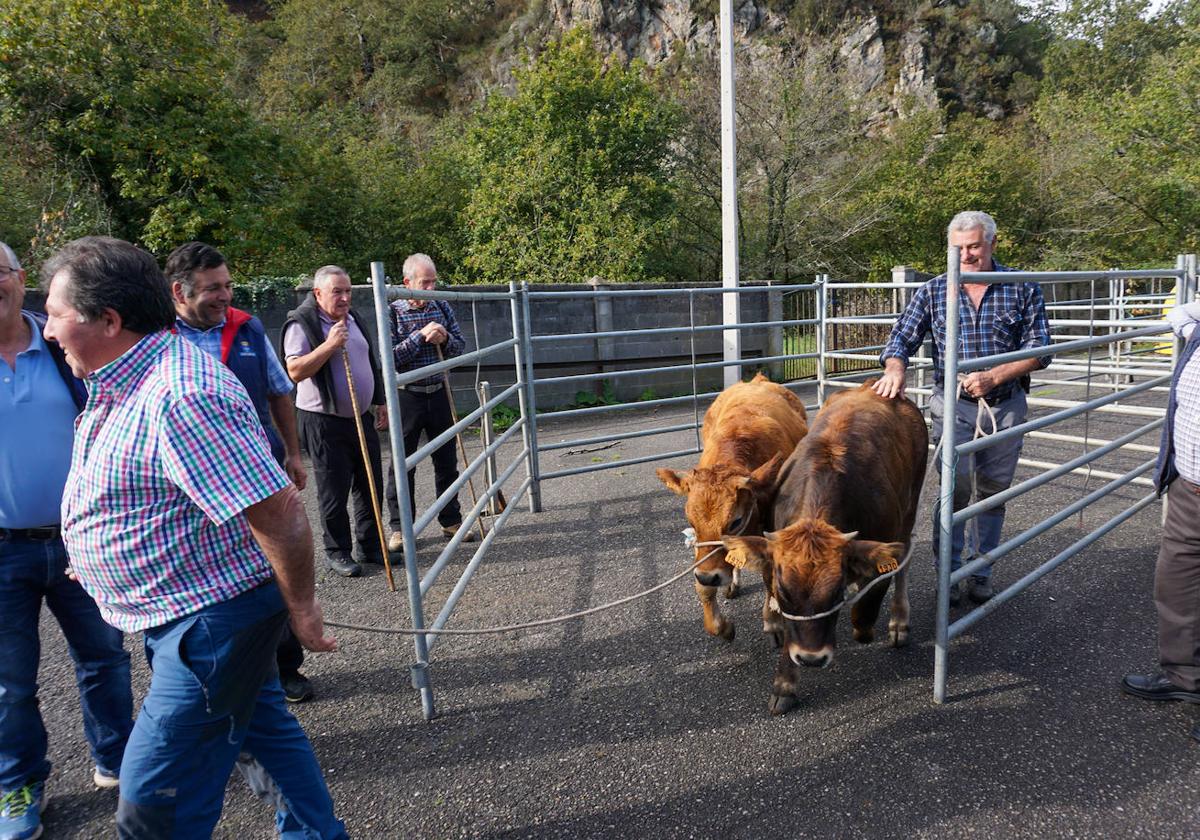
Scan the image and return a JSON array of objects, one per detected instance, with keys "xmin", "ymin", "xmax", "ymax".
[
  {"xmin": 435, "ymin": 345, "xmax": 507, "ymax": 541},
  {"xmin": 341, "ymin": 343, "xmax": 396, "ymax": 592}
]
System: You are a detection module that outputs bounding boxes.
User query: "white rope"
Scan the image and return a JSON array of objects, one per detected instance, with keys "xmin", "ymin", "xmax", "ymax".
[{"xmin": 323, "ymin": 545, "xmax": 722, "ymax": 637}]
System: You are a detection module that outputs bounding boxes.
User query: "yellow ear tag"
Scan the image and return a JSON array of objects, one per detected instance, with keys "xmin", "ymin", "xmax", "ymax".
[
  {"xmin": 876, "ymin": 557, "xmax": 899, "ymax": 574},
  {"xmin": 727, "ymin": 546, "xmax": 749, "ymax": 569}
]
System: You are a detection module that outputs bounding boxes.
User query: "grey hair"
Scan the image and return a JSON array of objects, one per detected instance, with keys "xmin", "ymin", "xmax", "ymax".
[
  {"xmin": 0, "ymin": 241, "xmax": 21, "ymax": 271},
  {"xmin": 313, "ymin": 265, "xmax": 350, "ymax": 288},
  {"xmin": 947, "ymin": 211, "xmax": 997, "ymax": 244},
  {"xmin": 402, "ymin": 253, "xmax": 437, "ymax": 281}
]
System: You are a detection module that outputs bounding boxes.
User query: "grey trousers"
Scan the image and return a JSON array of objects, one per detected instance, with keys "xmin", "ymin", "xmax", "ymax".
[{"xmin": 1157, "ymin": 481, "xmax": 1200, "ymax": 690}]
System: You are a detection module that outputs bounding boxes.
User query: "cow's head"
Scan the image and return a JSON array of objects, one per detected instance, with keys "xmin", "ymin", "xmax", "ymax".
[
  {"xmin": 657, "ymin": 454, "xmax": 784, "ymax": 588},
  {"xmin": 722, "ymin": 520, "xmax": 904, "ymax": 667}
]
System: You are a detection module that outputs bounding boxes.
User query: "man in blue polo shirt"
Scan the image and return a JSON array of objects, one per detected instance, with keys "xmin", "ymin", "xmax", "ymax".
[
  {"xmin": 0, "ymin": 240, "xmax": 133, "ymax": 840},
  {"xmin": 165, "ymin": 242, "xmax": 314, "ymax": 704}
]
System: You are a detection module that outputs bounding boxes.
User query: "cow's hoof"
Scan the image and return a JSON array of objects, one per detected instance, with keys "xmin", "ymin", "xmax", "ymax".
[
  {"xmin": 723, "ymin": 582, "xmax": 740, "ymax": 599},
  {"xmin": 768, "ymin": 693, "xmax": 797, "ymax": 716},
  {"xmin": 888, "ymin": 625, "xmax": 910, "ymax": 647},
  {"xmin": 852, "ymin": 627, "xmax": 875, "ymax": 644},
  {"xmin": 717, "ymin": 620, "xmax": 735, "ymax": 641}
]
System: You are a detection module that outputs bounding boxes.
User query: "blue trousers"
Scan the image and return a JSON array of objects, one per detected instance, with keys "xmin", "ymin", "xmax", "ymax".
[
  {"xmin": 116, "ymin": 581, "xmax": 346, "ymax": 839},
  {"xmin": 929, "ymin": 389, "xmax": 1027, "ymax": 581},
  {"xmin": 0, "ymin": 534, "xmax": 132, "ymax": 790}
]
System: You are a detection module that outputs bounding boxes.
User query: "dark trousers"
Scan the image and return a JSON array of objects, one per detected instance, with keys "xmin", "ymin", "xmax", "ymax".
[
  {"xmin": 386, "ymin": 388, "xmax": 462, "ymax": 530},
  {"xmin": 298, "ymin": 409, "xmax": 387, "ymax": 558},
  {"xmin": 1156, "ymin": 481, "xmax": 1200, "ymax": 690}
]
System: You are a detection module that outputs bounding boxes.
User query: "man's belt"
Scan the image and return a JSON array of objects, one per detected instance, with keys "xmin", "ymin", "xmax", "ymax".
[
  {"xmin": 0, "ymin": 525, "xmax": 61, "ymax": 541},
  {"xmin": 956, "ymin": 386, "xmax": 1014, "ymax": 407},
  {"xmin": 404, "ymin": 382, "xmax": 444, "ymax": 394}
]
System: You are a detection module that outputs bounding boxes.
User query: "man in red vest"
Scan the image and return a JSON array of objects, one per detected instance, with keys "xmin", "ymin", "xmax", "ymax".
[{"xmin": 165, "ymin": 242, "xmax": 314, "ymax": 704}]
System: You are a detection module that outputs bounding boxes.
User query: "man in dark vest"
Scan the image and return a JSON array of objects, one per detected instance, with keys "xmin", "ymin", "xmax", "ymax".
[
  {"xmin": 165, "ymin": 242, "xmax": 315, "ymax": 705},
  {"xmin": 283, "ymin": 265, "xmax": 389, "ymax": 579}
]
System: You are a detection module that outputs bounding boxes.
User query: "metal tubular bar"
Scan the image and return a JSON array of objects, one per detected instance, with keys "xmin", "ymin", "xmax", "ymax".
[
  {"xmin": 419, "ymin": 452, "xmax": 531, "ymax": 598},
  {"xmin": 531, "ymin": 317, "xmax": 820, "ymax": 344},
  {"xmin": 934, "ymin": 245, "xmax": 961, "ymax": 705},
  {"xmin": 392, "ymin": 338, "xmax": 518, "ymax": 387},
  {"xmin": 478, "ymin": 382, "xmax": 501, "ymax": 516},
  {"xmin": 816, "ymin": 275, "xmax": 827, "ymax": 406},
  {"xmin": 956, "ymin": 324, "xmax": 1168, "ymax": 371},
  {"xmin": 532, "ymin": 351, "xmax": 819, "ymax": 387},
  {"xmin": 824, "ymin": 316, "xmax": 905, "ymax": 326},
  {"xmin": 952, "ymin": 418, "xmax": 1162, "ymax": 525},
  {"xmin": 542, "ymin": 390, "xmax": 725, "ymax": 421},
  {"xmin": 404, "ymin": 381, "xmax": 520, "ymax": 469},
  {"xmin": 942, "ymin": 268, "xmax": 1185, "ymax": 284},
  {"xmin": 1027, "ymin": 429, "xmax": 1161, "ymax": 454},
  {"xmin": 956, "ymin": 374, "xmax": 1169, "ymax": 456},
  {"xmin": 383, "ymin": 287, "xmax": 517, "ymax": 303},
  {"xmin": 527, "ymin": 283, "xmax": 818, "ymax": 300},
  {"xmin": 369, "ymin": 261, "xmax": 434, "ymax": 720},
  {"xmin": 538, "ymin": 422, "xmax": 698, "ymax": 452},
  {"xmin": 1012, "ymin": 459, "xmax": 1156, "ymax": 487},
  {"xmin": 825, "ymin": 282, "xmax": 925, "ymax": 289},
  {"xmin": 510, "ymin": 281, "xmax": 542, "ymax": 512},
  {"xmin": 949, "ymin": 491, "xmax": 1160, "ymax": 638},
  {"xmin": 410, "ymin": 419, "xmax": 525, "ymax": 537},
  {"xmin": 1023, "ymin": 396, "xmax": 1166, "ymax": 418},
  {"xmin": 423, "ymin": 476, "xmax": 535, "ymax": 650},
  {"xmin": 540, "ymin": 448, "xmax": 702, "ymax": 481}
]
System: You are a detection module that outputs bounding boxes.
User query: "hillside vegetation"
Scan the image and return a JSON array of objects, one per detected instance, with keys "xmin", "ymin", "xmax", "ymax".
[{"xmin": 1, "ymin": 0, "xmax": 1196, "ymax": 284}]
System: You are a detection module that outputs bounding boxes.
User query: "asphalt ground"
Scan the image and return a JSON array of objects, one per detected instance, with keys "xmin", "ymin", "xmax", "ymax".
[{"xmin": 37, "ymin": 370, "xmax": 1200, "ymax": 839}]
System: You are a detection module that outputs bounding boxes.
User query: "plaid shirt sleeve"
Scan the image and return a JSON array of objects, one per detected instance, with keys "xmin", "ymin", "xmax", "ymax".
[
  {"xmin": 159, "ymin": 390, "xmax": 290, "ymax": 525},
  {"xmin": 1020, "ymin": 283, "xmax": 1053, "ymax": 370},
  {"xmin": 880, "ymin": 282, "xmax": 933, "ymax": 367},
  {"xmin": 390, "ymin": 303, "xmax": 426, "ymax": 368},
  {"xmin": 438, "ymin": 301, "xmax": 466, "ymax": 359}
]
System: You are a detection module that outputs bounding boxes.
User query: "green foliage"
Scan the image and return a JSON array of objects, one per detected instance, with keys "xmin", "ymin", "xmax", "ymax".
[
  {"xmin": 456, "ymin": 29, "xmax": 681, "ymax": 284},
  {"xmin": 572, "ymin": 380, "xmax": 618, "ymax": 408},
  {"xmin": 488, "ymin": 403, "xmax": 520, "ymax": 432},
  {"xmin": 638, "ymin": 387, "xmax": 658, "ymax": 402},
  {"xmin": 232, "ymin": 275, "xmax": 306, "ymax": 310}
]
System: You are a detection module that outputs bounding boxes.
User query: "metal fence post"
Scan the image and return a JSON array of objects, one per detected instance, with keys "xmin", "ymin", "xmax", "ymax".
[
  {"xmin": 369, "ymin": 261, "xmax": 435, "ymax": 720},
  {"xmin": 934, "ymin": 246, "xmax": 961, "ymax": 704},
  {"xmin": 509, "ymin": 281, "xmax": 542, "ymax": 512},
  {"xmin": 815, "ymin": 274, "xmax": 827, "ymax": 407},
  {"xmin": 478, "ymin": 381, "xmax": 500, "ymax": 516}
]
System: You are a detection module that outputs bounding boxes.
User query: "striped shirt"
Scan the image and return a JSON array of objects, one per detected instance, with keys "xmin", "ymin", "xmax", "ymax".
[
  {"xmin": 1173, "ymin": 349, "xmax": 1200, "ymax": 485},
  {"xmin": 389, "ymin": 299, "xmax": 465, "ymax": 386},
  {"xmin": 880, "ymin": 261, "xmax": 1053, "ymax": 393},
  {"xmin": 61, "ymin": 331, "xmax": 287, "ymax": 631}
]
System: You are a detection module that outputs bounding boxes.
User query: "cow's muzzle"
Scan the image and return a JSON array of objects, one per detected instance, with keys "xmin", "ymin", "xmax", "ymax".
[
  {"xmin": 694, "ymin": 568, "xmax": 730, "ymax": 589},
  {"xmin": 789, "ymin": 645, "xmax": 833, "ymax": 668}
]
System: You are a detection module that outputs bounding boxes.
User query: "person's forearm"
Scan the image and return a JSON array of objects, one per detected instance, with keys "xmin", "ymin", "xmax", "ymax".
[
  {"xmin": 988, "ymin": 357, "xmax": 1040, "ymax": 386},
  {"xmin": 286, "ymin": 341, "xmax": 339, "ymax": 383},
  {"xmin": 245, "ymin": 486, "xmax": 315, "ymax": 610},
  {"xmin": 267, "ymin": 393, "xmax": 302, "ymax": 459}
]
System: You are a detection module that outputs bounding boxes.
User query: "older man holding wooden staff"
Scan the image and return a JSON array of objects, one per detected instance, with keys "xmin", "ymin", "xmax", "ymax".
[{"xmin": 283, "ymin": 266, "xmax": 391, "ymax": 579}]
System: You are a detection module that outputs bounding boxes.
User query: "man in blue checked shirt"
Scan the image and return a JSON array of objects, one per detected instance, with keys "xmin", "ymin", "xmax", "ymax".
[
  {"xmin": 165, "ymin": 242, "xmax": 315, "ymax": 706},
  {"xmin": 41, "ymin": 237, "xmax": 345, "ymax": 840},
  {"xmin": 384, "ymin": 253, "xmax": 478, "ymax": 553},
  {"xmin": 873, "ymin": 211, "xmax": 1052, "ymax": 607}
]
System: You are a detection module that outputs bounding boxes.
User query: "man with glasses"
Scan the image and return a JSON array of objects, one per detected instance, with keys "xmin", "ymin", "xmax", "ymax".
[
  {"xmin": 283, "ymin": 266, "xmax": 389, "ymax": 578},
  {"xmin": 0, "ymin": 241, "xmax": 133, "ymax": 840}
]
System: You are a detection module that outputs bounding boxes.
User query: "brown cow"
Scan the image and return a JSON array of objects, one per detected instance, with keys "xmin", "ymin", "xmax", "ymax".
[
  {"xmin": 722, "ymin": 381, "xmax": 927, "ymax": 715},
  {"xmin": 657, "ymin": 373, "xmax": 808, "ymax": 640}
]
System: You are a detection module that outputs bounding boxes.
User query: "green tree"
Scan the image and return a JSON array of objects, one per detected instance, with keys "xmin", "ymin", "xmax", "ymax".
[
  {"xmin": 456, "ymin": 29, "xmax": 680, "ymax": 284},
  {"xmin": 0, "ymin": 0, "xmax": 333, "ymax": 273}
]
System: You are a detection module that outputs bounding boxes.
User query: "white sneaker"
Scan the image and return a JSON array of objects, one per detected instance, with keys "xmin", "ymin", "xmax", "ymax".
[{"xmin": 92, "ymin": 768, "xmax": 119, "ymax": 789}]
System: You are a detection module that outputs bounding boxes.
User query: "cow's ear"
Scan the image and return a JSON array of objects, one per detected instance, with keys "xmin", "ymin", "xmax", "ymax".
[
  {"xmin": 657, "ymin": 468, "xmax": 692, "ymax": 496},
  {"xmin": 845, "ymin": 540, "xmax": 906, "ymax": 580},
  {"xmin": 720, "ymin": 535, "xmax": 771, "ymax": 572},
  {"xmin": 748, "ymin": 453, "xmax": 785, "ymax": 491}
]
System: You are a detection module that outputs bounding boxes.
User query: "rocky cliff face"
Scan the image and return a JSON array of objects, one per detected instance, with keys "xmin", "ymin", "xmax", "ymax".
[{"xmin": 490, "ymin": 1, "xmax": 945, "ymax": 127}]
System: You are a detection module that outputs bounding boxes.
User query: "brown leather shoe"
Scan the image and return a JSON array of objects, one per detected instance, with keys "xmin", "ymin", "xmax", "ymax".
[{"xmin": 442, "ymin": 522, "xmax": 481, "ymax": 543}]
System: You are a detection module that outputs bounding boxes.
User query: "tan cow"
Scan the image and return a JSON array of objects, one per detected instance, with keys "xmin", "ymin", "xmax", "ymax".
[
  {"xmin": 722, "ymin": 381, "xmax": 927, "ymax": 715},
  {"xmin": 657, "ymin": 373, "xmax": 808, "ymax": 640}
]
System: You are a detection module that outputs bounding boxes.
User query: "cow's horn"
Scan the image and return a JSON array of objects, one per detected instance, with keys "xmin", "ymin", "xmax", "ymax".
[{"xmin": 838, "ymin": 530, "xmax": 859, "ymax": 541}]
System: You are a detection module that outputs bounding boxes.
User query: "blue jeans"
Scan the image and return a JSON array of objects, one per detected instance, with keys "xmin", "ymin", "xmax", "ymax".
[
  {"xmin": 116, "ymin": 580, "xmax": 346, "ymax": 840},
  {"xmin": 0, "ymin": 534, "xmax": 132, "ymax": 790},
  {"xmin": 930, "ymin": 390, "xmax": 1027, "ymax": 581}
]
